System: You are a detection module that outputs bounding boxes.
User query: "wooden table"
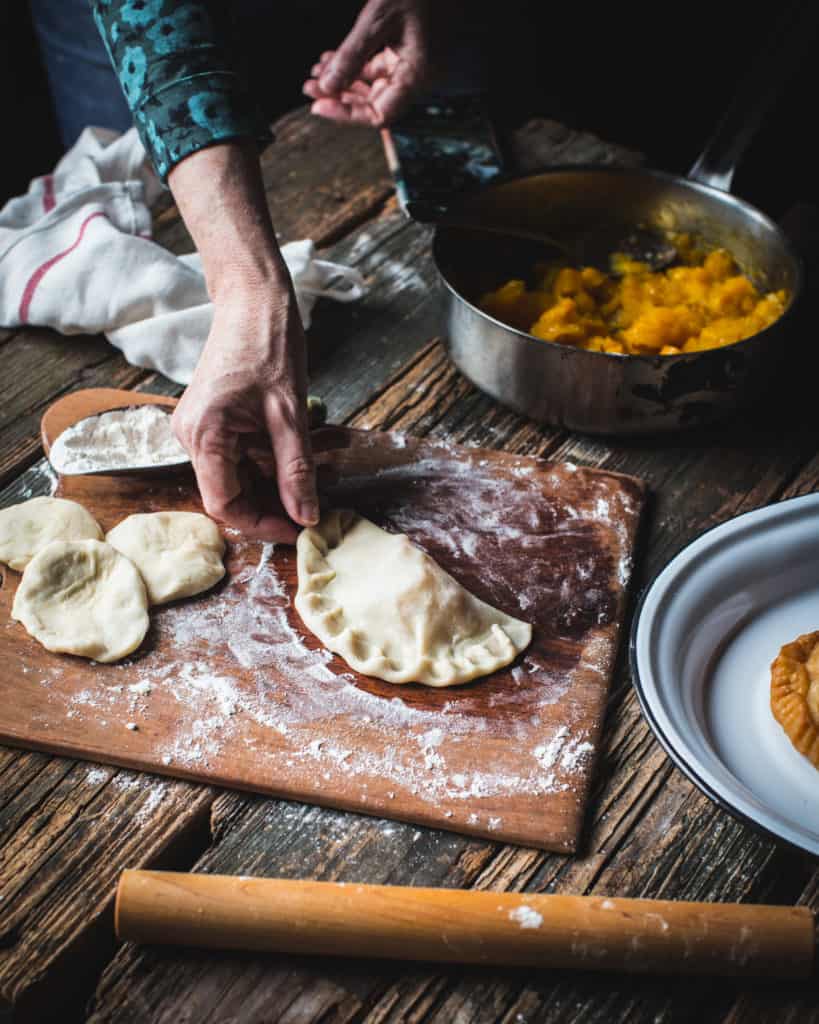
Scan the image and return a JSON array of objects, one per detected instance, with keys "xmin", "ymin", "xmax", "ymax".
[{"xmin": 1, "ymin": 107, "xmax": 817, "ymax": 1024}]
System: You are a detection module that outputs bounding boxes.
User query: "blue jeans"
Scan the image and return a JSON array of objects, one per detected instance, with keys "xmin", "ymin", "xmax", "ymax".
[{"xmin": 29, "ymin": 0, "xmax": 133, "ymax": 147}]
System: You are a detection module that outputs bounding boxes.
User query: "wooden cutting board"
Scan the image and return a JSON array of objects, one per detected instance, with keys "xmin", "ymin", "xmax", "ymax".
[{"xmin": 0, "ymin": 393, "xmax": 645, "ymax": 852}]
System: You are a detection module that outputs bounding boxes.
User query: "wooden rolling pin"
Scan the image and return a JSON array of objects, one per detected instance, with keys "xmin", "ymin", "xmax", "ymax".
[{"xmin": 116, "ymin": 871, "xmax": 815, "ymax": 978}]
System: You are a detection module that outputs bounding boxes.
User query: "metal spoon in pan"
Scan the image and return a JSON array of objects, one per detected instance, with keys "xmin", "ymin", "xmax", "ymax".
[{"xmin": 435, "ymin": 216, "xmax": 679, "ymax": 273}]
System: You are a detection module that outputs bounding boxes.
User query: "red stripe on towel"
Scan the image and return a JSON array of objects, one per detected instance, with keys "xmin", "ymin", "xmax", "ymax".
[
  {"xmin": 42, "ymin": 175, "xmax": 56, "ymax": 213},
  {"xmin": 18, "ymin": 211, "xmax": 107, "ymax": 324}
]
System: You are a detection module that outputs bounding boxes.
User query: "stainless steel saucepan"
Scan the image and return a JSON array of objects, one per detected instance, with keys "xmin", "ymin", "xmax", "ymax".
[{"xmin": 431, "ymin": 8, "xmax": 813, "ymax": 435}]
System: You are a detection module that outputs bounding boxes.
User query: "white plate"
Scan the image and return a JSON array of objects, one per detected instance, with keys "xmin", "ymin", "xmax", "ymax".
[{"xmin": 631, "ymin": 492, "xmax": 819, "ymax": 855}]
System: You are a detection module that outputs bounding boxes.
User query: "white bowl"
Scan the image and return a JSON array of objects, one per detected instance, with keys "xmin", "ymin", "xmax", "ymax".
[{"xmin": 631, "ymin": 492, "xmax": 819, "ymax": 855}]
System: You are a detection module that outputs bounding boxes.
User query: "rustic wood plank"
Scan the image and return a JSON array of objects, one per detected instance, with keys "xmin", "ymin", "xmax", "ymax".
[
  {"xmin": 86, "ymin": 345, "xmax": 819, "ymax": 1024},
  {"xmin": 508, "ymin": 118, "xmax": 643, "ymax": 173},
  {"xmin": 0, "ymin": 327, "xmax": 20, "ymax": 348},
  {"xmin": 308, "ymin": 204, "xmax": 440, "ymax": 422},
  {"xmin": 0, "ymin": 332, "xmax": 147, "ymax": 490},
  {"xmin": 0, "ymin": 765, "xmax": 214, "ymax": 1023},
  {"xmin": 720, "ymin": 870, "xmax": 819, "ymax": 1024}
]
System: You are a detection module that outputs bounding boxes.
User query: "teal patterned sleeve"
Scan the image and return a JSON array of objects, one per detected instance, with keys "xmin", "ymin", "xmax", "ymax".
[{"xmin": 90, "ymin": 0, "xmax": 273, "ymax": 181}]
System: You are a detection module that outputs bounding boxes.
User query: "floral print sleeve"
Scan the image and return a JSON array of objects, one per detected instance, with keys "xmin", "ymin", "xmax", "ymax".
[{"xmin": 90, "ymin": 0, "xmax": 272, "ymax": 181}]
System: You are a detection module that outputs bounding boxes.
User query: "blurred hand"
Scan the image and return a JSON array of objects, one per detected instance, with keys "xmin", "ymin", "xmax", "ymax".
[
  {"xmin": 303, "ymin": 0, "xmax": 431, "ymax": 126},
  {"xmin": 172, "ymin": 282, "xmax": 318, "ymax": 544}
]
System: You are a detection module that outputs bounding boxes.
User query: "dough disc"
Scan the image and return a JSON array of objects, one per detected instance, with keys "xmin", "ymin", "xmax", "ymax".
[
  {"xmin": 295, "ymin": 509, "xmax": 532, "ymax": 686},
  {"xmin": 12, "ymin": 539, "xmax": 149, "ymax": 663},
  {"xmin": 0, "ymin": 496, "xmax": 103, "ymax": 571},
  {"xmin": 106, "ymin": 511, "xmax": 225, "ymax": 606}
]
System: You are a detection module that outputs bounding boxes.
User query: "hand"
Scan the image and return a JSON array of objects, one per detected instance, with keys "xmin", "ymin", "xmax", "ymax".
[
  {"xmin": 172, "ymin": 283, "xmax": 318, "ymax": 544},
  {"xmin": 167, "ymin": 142, "xmax": 319, "ymax": 543},
  {"xmin": 303, "ymin": 0, "xmax": 431, "ymax": 126}
]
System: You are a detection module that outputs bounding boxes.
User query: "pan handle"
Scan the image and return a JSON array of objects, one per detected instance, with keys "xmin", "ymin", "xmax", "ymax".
[{"xmin": 687, "ymin": 3, "xmax": 819, "ymax": 192}]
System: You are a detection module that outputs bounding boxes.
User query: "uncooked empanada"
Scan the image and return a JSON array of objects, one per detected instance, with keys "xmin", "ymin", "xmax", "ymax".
[{"xmin": 295, "ymin": 509, "xmax": 532, "ymax": 686}]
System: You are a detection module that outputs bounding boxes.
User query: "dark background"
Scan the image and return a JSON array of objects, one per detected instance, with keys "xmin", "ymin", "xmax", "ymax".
[{"xmin": 1, "ymin": 1, "xmax": 815, "ymax": 220}]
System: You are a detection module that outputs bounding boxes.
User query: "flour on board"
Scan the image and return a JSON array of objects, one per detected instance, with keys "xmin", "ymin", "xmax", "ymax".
[{"xmin": 34, "ymin": 447, "xmax": 636, "ymax": 829}]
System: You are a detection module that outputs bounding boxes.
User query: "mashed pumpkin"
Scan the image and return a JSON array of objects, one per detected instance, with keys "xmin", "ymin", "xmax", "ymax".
[{"xmin": 478, "ymin": 243, "xmax": 787, "ymax": 356}]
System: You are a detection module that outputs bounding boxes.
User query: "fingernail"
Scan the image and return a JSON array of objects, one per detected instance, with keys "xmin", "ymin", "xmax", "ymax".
[{"xmin": 300, "ymin": 501, "xmax": 320, "ymax": 525}]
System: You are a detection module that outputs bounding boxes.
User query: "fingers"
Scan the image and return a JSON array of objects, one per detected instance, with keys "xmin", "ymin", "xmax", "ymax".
[
  {"xmin": 369, "ymin": 44, "xmax": 426, "ymax": 123},
  {"xmin": 174, "ymin": 414, "xmax": 300, "ymax": 543},
  {"xmin": 264, "ymin": 392, "xmax": 319, "ymax": 528},
  {"xmin": 359, "ymin": 48, "xmax": 399, "ymax": 82},
  {"xmin": 340, "ymin": 80, "xmax": 372, "ymax": 100},
  {"xmin": 304, "ymin": 69, "xmax": 389, "ymax": 127},
  {"xmin": 306, "ymin": 49, "xmax": 394, "ymax": 97},
  {"xmin": 306, "ymin": 45, "xmax": 425, "ymax": 126},
  {"xmin": 302, "ymin": 79, "xmax": 323, "ymax": 101},
  {"xmin": 310, "ymin": 97, "xmax": 381, "ymax": 126},
  {"xmin": 370, "ymin": 76, "xmax": 415, "ymax": 123},
  {"xmin": 186, "ymin": 426, "xmax": 241, "ymax": 518},
  {"xmin": 317, "ymin": 4, "xmax": 390, "ymax": 94}
]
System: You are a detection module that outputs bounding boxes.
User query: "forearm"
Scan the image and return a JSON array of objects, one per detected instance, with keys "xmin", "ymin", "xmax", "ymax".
[{"xmin": 168, "ymin": 141, "xmax": 289, "ymax": 313}]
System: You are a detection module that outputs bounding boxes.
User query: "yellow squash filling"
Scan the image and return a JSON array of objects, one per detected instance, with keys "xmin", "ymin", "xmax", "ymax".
[{"xmin": 478, "ymin": 243, "xmax": 787, "ymax": 356}]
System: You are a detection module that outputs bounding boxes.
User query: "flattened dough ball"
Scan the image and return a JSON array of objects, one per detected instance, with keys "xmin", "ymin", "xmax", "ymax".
[
  {"xmin": 106, "ymin": 511, "xmax": 225, "ymax": 606},
  {"xmin": 295, "ymin": 509, "xmax": 532, "ymax": 686},
  {"xmin": 12, "ymin": 539, "xmax": 149, "ymax": 663},
  {"xmin": 0, "ymin": 496, "xmax": 102, "ymax": 571}
]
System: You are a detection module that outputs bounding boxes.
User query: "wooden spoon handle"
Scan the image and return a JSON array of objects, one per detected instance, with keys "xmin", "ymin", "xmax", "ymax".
[{"xmin": 116, "ymin": 871, "xmax": 814, "ymax": 978}]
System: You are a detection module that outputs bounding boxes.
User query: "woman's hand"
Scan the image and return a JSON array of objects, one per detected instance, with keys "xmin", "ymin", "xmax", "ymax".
[
  {"xmin": 172, "ymin": 283, "xmax": 317, "ymax": 543},
  {"xmin": 168, "ymin": 142, "xmax": 318, "ymax": 542},
  {"xmin": 302, "ymin": 0, "xmax": 431, "ymax": 126}
]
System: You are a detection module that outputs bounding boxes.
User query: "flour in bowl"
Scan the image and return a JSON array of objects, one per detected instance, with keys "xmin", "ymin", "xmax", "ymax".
[{"xmin": 48, "ymin": 405, "xmax": 188, "ymax": 474}]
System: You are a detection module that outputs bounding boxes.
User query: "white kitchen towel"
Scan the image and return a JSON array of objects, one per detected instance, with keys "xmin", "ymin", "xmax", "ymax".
[{"xmin": 0, "ymin": 127, "xmax": 366, "ymax": 385}]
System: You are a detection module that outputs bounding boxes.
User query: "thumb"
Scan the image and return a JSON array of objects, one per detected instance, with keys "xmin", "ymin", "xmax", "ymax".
[{"xmin": 319, "ymin": 9, "xmax": 390, "ymax": 93}]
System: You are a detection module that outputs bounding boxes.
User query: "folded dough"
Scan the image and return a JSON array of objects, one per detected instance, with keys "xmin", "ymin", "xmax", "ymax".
[
  {"xmin": 12, "ymin": 539, "xmax": 149, "ymax": 663},
  {"xmin": 770, "ymin": 630, "xmax": 819, "ymax": 769},
  {"xmin": 106, "ymin": 511, "xmax": 225, "ymax": 605},
  {"xmin": 0, "ymin": 497, "xmax": 102, "ymax": 571},
  {"xmin": 295, "ymin": 509, "xmax": 532, "ymax": 686}
]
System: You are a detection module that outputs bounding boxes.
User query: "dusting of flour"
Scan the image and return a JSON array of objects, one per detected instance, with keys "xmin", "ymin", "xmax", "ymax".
[
  {"xmin": 509, "ymin": 905, "xmax": 544, "ymax": 929},
  {"xmin": 42, "ymin": 440, "xmax": 639, "ymax": 838},
  {"xmin": 48, "ymin": 405, "xmax": 188, "ymax": 475}
]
